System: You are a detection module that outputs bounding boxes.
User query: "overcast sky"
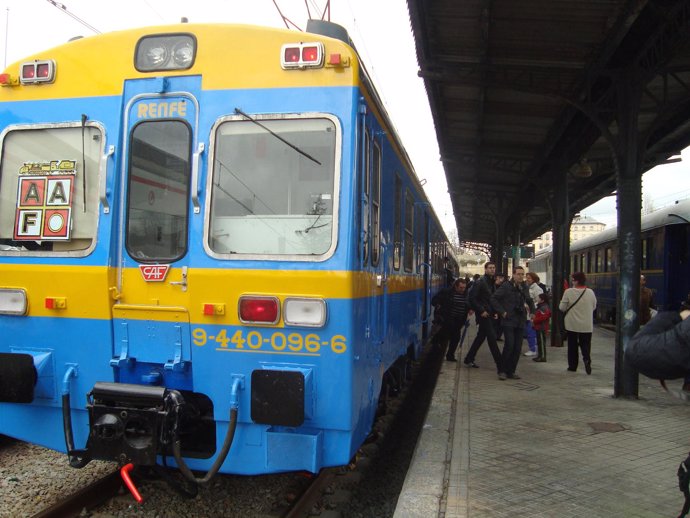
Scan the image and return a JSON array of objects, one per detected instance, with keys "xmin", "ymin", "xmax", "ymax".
[{"xmin": 1, "ymin": 0, "xmax": 688, "ymax": 233}]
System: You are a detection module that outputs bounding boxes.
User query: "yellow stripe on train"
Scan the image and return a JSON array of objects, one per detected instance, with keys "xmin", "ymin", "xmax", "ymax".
[
  {"xmin": 0, "ymin": 24, "xmax": 358, "ymax": 101},
  {"xmin": 0, "ymin": 264, "xmax": 427, "ymax": 322}
]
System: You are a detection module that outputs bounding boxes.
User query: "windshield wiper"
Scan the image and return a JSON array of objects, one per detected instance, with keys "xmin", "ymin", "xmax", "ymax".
[{"xmin": 234, "ymin": 108, "xmax": 321, "ymax": 165}]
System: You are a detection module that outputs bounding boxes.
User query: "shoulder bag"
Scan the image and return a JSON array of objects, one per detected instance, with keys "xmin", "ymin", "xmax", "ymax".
[{"xmin": 561, "ymin": 288, "xmax": 588, "ymax": 341}]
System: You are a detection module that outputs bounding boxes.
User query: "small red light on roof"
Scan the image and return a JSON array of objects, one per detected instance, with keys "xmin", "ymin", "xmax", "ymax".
[
  {"xmin": 36, "ymin": 63, "xmax": 51, "ymax": 78},
  {"xmin": 203, "ymin": 303, "xmax": 215, "ymax": 316},
  {"xmin": 239, "ymin": 296, "xmax": 279, "ymax": 324},
  {"xmin": 302, "ymin": 46, "xmax": 319, "ymax": 62},
  {"xmin": 281, "ymin": 42, "xmax": 324, "ymax": 69},
  {"xmin": 328, "ymin": 53, "xmax": 341, "ymax": 66},
  {"xmin": 0, "ymin": 73, "xmax": 12, "ymax": 85},
  {"xmin": 22, "ymin": 64, "xmax": 35, "ymax": 79},
  {"xmin": 19, "ymin": 60, "xmax": 56, "ymax": 84},
  {"xmin": 284, "ymin": 47, "xmax": 300, "ymax": 63}
]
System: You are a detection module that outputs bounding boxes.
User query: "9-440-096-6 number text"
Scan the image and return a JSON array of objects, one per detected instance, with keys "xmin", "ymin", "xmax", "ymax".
[{"xmin": 192, "ymin": 328, "xmax": 347, "ymax": 355}]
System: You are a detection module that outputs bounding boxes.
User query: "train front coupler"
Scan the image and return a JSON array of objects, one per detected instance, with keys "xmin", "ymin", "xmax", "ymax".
[
  {"xmin": 61, "ymin": 378, "xmax": 243, "ymax": 487},
  {"xmin": 61, "ymin": 381, "xmax": 180, "ymax": 469}
]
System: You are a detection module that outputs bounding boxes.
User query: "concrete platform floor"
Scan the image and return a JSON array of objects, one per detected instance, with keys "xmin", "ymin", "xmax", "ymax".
[{"xmin": 394, "ymin": 324, "xmax": 690, "ymax": 518}]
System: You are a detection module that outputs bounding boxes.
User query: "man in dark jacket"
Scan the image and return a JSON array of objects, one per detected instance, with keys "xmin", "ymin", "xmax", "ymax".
[
  {"xmin": 463, "ymin": 261, "xmax": 502, "ymax": 371},
  {"xmin": 490, "ymin": 265, "xmax": 535, "ymax": 380},
  {"xmin": 432, "ymin": 278, "xmax": 472, "ymax": 361},
  {"xmin": 626, "ymin": 295, "xmax": 690, "ymax": 380}
]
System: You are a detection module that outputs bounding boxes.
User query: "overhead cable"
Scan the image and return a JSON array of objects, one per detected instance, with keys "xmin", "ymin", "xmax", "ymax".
[
  {"xmin": 44, "ymin": 0, "xmax": 101, "ymax": 34},
  {"xmin": 271, "ymin": 0, "xmax": 302, "ymax": 31}
]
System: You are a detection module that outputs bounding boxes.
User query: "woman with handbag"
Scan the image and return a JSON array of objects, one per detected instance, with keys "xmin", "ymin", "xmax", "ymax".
[{"xmin": 559, "ymin": 272, "xmax": 597, "ymax": 374}]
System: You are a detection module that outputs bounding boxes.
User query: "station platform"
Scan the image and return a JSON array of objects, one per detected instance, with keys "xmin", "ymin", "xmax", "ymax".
[{"xmin": 394, "ymin": 322, "xmax": 690, "ymax": 518}]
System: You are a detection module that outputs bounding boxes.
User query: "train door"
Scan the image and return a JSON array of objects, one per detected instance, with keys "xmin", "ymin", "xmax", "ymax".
[
  {"xmin": 421, "ymin": 211, "xmax": 430, "ymax": 340},
  {"xmin": 369, "ymin": 136, "xmax": 386, "ymax": 346},
  {"xmin": 359, "ymin": 114, "xmax": 385, "ymax": 354},
  {"xmin": 111, "ymin": 78, "xmax": 202, "ymax": 383}
]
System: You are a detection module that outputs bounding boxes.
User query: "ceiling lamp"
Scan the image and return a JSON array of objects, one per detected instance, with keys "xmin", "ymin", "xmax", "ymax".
[{"xmin": 574, "ymin": 158, "xmax": 592, "ymax": 178}]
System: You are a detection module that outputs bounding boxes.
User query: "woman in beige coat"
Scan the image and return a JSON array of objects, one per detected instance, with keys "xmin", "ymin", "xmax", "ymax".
[{"xmin": 559, "ymin": 272, "xmax": 597, "ymax": 374}]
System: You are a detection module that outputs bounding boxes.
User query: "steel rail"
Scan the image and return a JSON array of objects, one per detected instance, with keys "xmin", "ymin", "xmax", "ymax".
[{"xmin": 31, "ymin": 471, "xmax": 122, "ymax": 518}]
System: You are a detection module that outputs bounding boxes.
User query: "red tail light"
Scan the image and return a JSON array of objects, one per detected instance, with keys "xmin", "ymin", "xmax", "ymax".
[
  {"xmin": 302, "ymin": 46, "xmax": 319, "ymax": 62},
  {"xmin": 280, "ymin": 42, "xmax": 324, "ymax": 69},
  {"xmin": 22, "ymin": 64, "xmax": 35, "ymax": 79},
  {"xmin": 284, "ymin": 47, "xmax": 300, "ymax": 63},
  {"xmin": 239, "ymin": 296, "xmax": 279, "ymax": 324},
  {"xmin": 19, "ymin": 60, "xmax": 56, "ymax": 84},
  {"xmin": 36, "ymin": 63, "xmax": 51, "ymax": 78}
]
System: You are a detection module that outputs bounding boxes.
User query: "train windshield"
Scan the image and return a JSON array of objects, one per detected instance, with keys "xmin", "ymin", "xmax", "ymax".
[
  {"xmin": 0, "ymin": 125, "xmax": 102, "ymax": 254},
  {"xmin": 208, "ymin": 116, "xmax": 337, "ymax": 258}
]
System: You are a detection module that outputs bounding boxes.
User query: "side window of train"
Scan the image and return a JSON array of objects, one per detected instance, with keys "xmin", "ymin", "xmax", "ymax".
[
  {"xmin": 641, "ymin": 237, "xmax": 653, "ymax": 269},
  {"xmin": 361, "ymin": 128, "xmax": 370, "ymax": 264},
  {"xmin": 0, "ymin": 125, "xmax": 102, "ymax": 255},
  {"xmin": 371, "ymin": 140, "xmax": 381, "ymax": 266},
  {"xmin": 605, "ymin": 247, "xmax": 613, "ymax": 272},
  {"xmin": 587, "ymin": 251, "xmax": 592, "ymax": 273},
  {"xmin": 127, "ymin": 120, "xmax": 191, "ymax": 262},
  {"xmin": 404, "ymin": 189, "xmax": 414, "ymax": 272},
  {"xmin": 393, "ymin": 176, "xmax": 401, "ymax": 270},
  {"xmin": 595, "ymin": 249, "xmax": 602, "ymax": 273}
]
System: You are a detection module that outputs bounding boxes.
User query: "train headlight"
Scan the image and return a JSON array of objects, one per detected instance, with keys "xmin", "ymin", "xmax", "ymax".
[
  {"xmin": 135, "ymin": 34, "xmax": 196, "ymax": 72},
  {"xmin": 239, "ymin": 296, "xmax": 280, "ymax": 325},
  {"xmin": 172, "ymin": 40, "xmax": 194, "ymax": 68},
  {"xmin": 143, "ymin": 44, "xmax": 169, "ymax": 69},
  {"xmin": 283, "ymin": 298, "xmax": 326, "ymax": 327},
  {"xmin": 0, "ymin": 289, "xmax": 28, "ymax": 315}
]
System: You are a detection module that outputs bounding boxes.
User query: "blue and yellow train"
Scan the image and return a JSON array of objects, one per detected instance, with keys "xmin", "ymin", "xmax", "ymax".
[
  {"xmin": 0, "ymin": 21, "xmax": 455, "ymax": 480},
  {"xmin": 528, "ymin": 199, "xmax": 690, "ymax": 323}
]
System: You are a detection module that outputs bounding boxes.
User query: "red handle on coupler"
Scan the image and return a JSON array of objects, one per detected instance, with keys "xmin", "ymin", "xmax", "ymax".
[{"xmin": 120, "ymin": 462, "xmax": 143, "ymax": 504}]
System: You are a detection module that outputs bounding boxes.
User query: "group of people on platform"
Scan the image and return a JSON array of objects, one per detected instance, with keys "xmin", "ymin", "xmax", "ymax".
[{"xmin": 432, "ymin": 261, "xmax": 598, "ymax": 380}]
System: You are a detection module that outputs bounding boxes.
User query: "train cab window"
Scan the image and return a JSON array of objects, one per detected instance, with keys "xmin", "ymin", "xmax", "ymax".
[
  {"xmin": 371, "ymin": 141, "xmax": 381, "ymax": 266},
  {"xmin": 393, "ymin": 176, "xmax": 401, "ymax": 270},
  {"xmin": 0, "ymin": 125, "xmax": 102, "ymax": 255},
  {"xmin": 587, "ymin": 251, "xmax": 592, "ymax": 273},
  {"xmin": 404, "ymin": 190, "xmax": 414, "ymax": 271},
  {"xmin": 208, "ymin": 115, "xmax": 338, "ymax": 258},
  {"xmin": 126, "ymin": 120, "xmax": 191, "ymax": 262}
]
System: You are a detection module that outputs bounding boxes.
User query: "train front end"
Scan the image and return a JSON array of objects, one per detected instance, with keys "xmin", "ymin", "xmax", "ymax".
[{"xmin": 0, "ymin": 23, "xmax": 375, "ymax": 478}]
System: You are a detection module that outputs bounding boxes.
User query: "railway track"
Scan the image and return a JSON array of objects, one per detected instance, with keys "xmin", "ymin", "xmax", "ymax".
[
  {"xmin": 28, "ymin": 464, "xmax": 340, "ymax": 518},
  {"xmin": 283, "ymin": 467, "xmax": 340, "ymax": 518},
  {"xmin": 30, "ymin": 471, "xmax": 122, "ymax": 518}
]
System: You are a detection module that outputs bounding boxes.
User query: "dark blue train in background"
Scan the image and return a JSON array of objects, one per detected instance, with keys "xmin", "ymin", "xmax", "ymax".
[{"xmin": 528, "ymin": 198, "xmax": 690, "ymax": 323}]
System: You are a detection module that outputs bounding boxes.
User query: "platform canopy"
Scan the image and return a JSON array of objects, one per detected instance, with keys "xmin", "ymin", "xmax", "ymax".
[{"xmin": 407, "ymin": 0, "xmax": 690, "ymax": 248}]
